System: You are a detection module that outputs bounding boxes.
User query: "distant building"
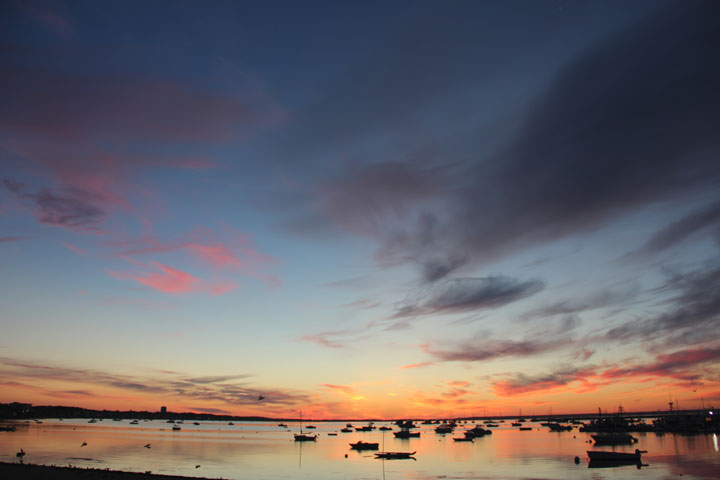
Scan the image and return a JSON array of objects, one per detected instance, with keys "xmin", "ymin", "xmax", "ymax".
[{"xmin": 160, "ymin": 406, "xmax": 167, "ymax": 414}]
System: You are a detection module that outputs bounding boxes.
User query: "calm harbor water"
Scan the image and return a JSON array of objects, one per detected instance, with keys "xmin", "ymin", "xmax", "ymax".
[{"xmin": 1, "ymin": 419, "xmax": 719, "ymax": 479}]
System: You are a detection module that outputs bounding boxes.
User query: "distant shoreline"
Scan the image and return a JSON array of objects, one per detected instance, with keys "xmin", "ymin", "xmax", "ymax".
[
  {"xmin": 2, "ymin": 401, "xmax": 711, "ymax": 422},
  {"xmin": 0, "ymin": 462, "xmax": 219, "ymax": 480}
]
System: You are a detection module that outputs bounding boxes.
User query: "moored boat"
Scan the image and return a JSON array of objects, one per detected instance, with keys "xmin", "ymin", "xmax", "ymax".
[
  {"xmin": 349, "ymin": 441, "xmax": 379, "ymax": 450},
  {"xmin": 375, "ymin": 451, "xmax": 415, "ymax": 459},
  {"xmin": 591, "ymin": 433, "xmax": 638, "ymax": 444},
  {"xmin": 587, "ymin": 449, "xmax": 646, "ymax": 461},
  {"xmin": 393, "ymin": 430, "xmax": 420, "ymax": 438}
]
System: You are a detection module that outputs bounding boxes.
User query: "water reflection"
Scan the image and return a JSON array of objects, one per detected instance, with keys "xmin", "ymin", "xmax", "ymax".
[{"xmin": 0, "ymin": 420, "xmax": 718, "ymax": 479}]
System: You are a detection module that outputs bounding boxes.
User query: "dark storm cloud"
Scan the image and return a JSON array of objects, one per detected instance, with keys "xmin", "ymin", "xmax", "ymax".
[
  {"xmin": 283, "ymin": 1, "xmax": 720, "ymax": 282},
  {"xmin": 393, "ymin": 275, "xmax": 544, "ymax": 318}
]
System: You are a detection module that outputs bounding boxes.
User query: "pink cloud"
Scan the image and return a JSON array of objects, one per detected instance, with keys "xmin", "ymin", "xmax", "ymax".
[
  {"xmin": 321, "ymin": 384, "xmax": 356, "ymax": 395},
  {"xmin": 105, "ymin": 229, "xmax": 281, "ymax": 287},
  {"xmin": 109, "ymin": 262, "xmax": 198, "ymax": 294},
  {"xmin": 108, "ymin": 260, "xmax": 239, "ymax": 296},
  {"xmin": 208, "ymin": 281, "xmax": 239, "ymax": 296},
  {"xmin": 187, "ymin": 244, "xmax": 245, "ymax": 268},
  {"xmin": 399, "ymin": 362, "xmax": 434, "ymax": 369},
  {"xmin": 299, "ymin": 332, "xmax": 345, "ymax": 349},
  {"xmin": 63, "ymin": 242, "xmax": 88, "ymax": 255}
]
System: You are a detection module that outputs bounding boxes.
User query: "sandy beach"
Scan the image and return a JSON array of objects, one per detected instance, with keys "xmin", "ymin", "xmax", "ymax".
[{"xmin": 0, "ymin": 462, "xmax": 221, "ymax": 480}]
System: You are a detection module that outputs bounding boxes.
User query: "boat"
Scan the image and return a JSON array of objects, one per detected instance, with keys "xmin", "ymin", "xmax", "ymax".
[
  {"xmin": 547, "ymin": 423, "xmax": 572, "ymax": 431},
  {"xmin": 453, "ymin": 437, "xmax": 473, "ymax": 442},
  {"xmin": 378, "ymin": 426, "xmax": 393, "ymax": 431},
  {"xmin": 591, "ymin": 433, "xmax": 638, "ymax": 444},
  {"xmin": 393, "ymin": 430, "xmax": 420, "ymax": 438},
  {"xmin": 340, "ymin": 427, "xmax": 353, "ymax": 433},
  {"xmin": 511, "ymin": 422, "xmax": 522, "ymax": 427},
  {"xmin": 305, "ymin": 425, "xmax": 316, "ymax": 429},
  {"xmin": 278, "ymin": 423, "xmax": 288, "ymax": 428},
  {"xmin": 327, "ymin": 432, "xmax": 337, "ymax": 436},
  {"xmin": 464, "ymin": 426, "xmax": 491, "ymax": 438},
  {"xmin": 349, "ymin": 441, "xmax": 379, "ymax": 450},
  {"xmin": 519, "ymin": 427, "xmax": 532, "ymax": 431},
  {"xmin": 587, "ymin": 449, "xmax": 646, "ymax": 461},
  {"xmin": 0, "ymin": 426, "xmax": 16, "ymax": 432},
  {"xmin": 172, "ymin": 425, "xmax": 181, "ymax": 431},
  {"xmin": 375, "ymin": 451, "xmax": 416, "ymax": 460},
  {"xmin": 355, "ymin": 425, "xmax": 374, "ymax": 432},
  {"xmin": 293, "ymin": 412, "xmax": 317, "ymax": 442},
  {"xmin": 435, "ymin": 424, "xmax": 454, "ymax": 434},
  {"xmin": 130, "ymin": 420, "xmax": 139, "ymax": 425},
  {"xmin": 394, "ymin": 420, "xmax": 416, "ymax": 429},
  {"xmin": 193, "ymin": 422, "xmax": 200, "ymax": 425}
]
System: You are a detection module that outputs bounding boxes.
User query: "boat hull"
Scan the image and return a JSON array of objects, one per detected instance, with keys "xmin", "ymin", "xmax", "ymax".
[{"xmin": 587, "ymin": 450, "xmax": 643, "ymax": 461}]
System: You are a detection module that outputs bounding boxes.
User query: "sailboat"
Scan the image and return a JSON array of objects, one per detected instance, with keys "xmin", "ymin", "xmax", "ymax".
[{"xmin": 294, "ymin": 411, "xmax": 317, "ymax": 442}]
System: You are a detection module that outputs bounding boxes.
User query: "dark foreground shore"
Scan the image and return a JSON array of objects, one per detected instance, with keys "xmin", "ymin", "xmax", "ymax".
[{"xmin": 0, "ymin": 462, "xmax": 222, "ymax": 480}]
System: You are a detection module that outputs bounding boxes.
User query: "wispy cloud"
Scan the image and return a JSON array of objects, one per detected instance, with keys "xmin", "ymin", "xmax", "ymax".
[
  {"xmin": 0, "ymin": 236, "xmax": 25, "ymax": 243},
  {"xmin": 106, "ymin": 229, "xmax": 281, "ymax": 288},
  {"xmin": 3, "ymin": 179, "xmax": 108, "ymax": 232},
  {"xmin": 109, "ymin": 262, "xmax": 200, "ymax": 294},
  {"xmin": 492, "ymin": 366, "xmax": 601, "ymax": 397},
  {"xmin": 393, "ymin": 275, "xmax": 544, "ymax": 318},
  {"xmin": 604, "ymin": 262, "xmax": 720, "ymax": 345},
  {"xmin": 299, "ymin": 330, "xmax": 347, "ymax": 349},
  {"xmin": 321, "ymin": 384, "xmax": 356, "ymax": 395},
  {"xmin": 492, "ymin": 346, "xmax": 720, "ymax": 397},
  {"xmin": 422, "ymin": 334, "xmax": 570, "ymax": 363},
  {"xmin": 0, "ymin": 356, "xmax": 309, "ymax": 408},
  {"xmin": 276, "ymin": 1, "xmax": 720, "ymax": 283},
  {"xmin": 626, "ymin": 202, "xmax": 720, "ymax": 259}
]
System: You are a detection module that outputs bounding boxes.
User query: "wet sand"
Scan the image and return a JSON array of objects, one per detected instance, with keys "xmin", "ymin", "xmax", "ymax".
[{"xmin": 0, "ymin": 462, "xmax": 221, "ymax": 480}]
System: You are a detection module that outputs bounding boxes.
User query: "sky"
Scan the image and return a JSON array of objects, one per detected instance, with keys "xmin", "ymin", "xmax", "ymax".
[{"xmin": 1, "ymin": 0, "xmax": 719, "ymax": 419}]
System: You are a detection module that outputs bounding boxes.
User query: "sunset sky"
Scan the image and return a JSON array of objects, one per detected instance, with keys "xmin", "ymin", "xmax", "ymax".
[{"xmin": 1, "ymin": 0, "xmax": 719, "ymax": 419}]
